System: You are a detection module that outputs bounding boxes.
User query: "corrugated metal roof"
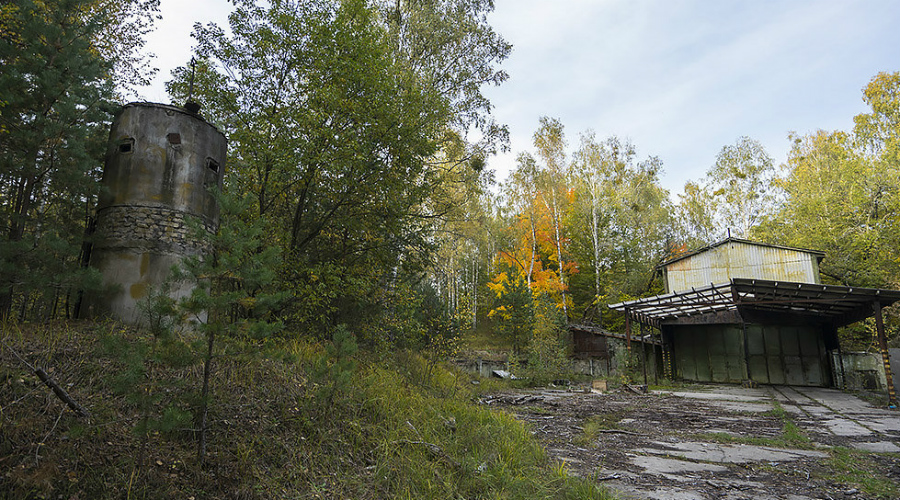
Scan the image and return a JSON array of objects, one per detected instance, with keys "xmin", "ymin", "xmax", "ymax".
[
  {"xmin": 660, "ymin": 237, "xmax": 825, "ymax": 268},
  {"xmin": 664, "ymin": 240, "xmax": 821, "ymax": 292}
]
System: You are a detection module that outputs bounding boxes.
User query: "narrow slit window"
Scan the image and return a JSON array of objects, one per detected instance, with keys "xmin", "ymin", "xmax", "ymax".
[
  {"xmin": 118, "ymin": 138, "xmax": 135, "ymax": 154},
  {"xmin": 206, "ymin": 157, "xmax": 220, "ymax": 174}
]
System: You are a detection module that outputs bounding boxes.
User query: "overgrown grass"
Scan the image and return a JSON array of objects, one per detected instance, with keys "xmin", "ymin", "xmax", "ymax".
[
  {"xmin": 1, "ymin": 320, "xmax": 615, "ymax": 499},
  {"xmin": 821, "ymin": 447, "xmax": 900, "ymax": 499},
  {"xmin": 767, "ymin": 403, "xmax": 809, "ymax": 447}
]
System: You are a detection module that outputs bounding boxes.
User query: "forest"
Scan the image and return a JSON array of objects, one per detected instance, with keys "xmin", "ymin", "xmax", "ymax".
[
  {"xmin": 3, "ymin": 0, "xmax": 899, "ymax": 354},
  {"xmin": 3, "ymin": 0, "xmax": 900, "ymax": 497}
]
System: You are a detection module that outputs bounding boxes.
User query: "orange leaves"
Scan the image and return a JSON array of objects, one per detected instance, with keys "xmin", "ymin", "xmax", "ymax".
[
  {"xmin": 490, "ymin": 252, "xmax": 573, "ymax": 314},
  {"xmin": 530, "ymin": 264, "xmax": 562, "ymax": 296}
]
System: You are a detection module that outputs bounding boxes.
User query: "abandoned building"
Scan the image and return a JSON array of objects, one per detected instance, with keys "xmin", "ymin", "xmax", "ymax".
[
  {"xmin": 79, "ymin": 102, "xmax": 226, "ymax": 324},
  {"xmin": 604, "ymin": 238, "xmax": 899, "ymax": 404}
]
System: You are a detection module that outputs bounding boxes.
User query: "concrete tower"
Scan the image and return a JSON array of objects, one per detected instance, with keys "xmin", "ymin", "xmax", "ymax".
[{"xmin": 82, "ymin": 102, "xmax": 226, "ymax": 323}]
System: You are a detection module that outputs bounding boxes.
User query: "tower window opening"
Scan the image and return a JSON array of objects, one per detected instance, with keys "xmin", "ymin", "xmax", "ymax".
[
  {"xmin": 206, "ymin": 157, "xmax": 220, "ymax": 174},
  {"xmin": 118, "ymin": 138, "xmax": 134, "ymax": 154},
  {"xmin": 167, "ymin": 133, "xmax": 182, "ymax": 145}
]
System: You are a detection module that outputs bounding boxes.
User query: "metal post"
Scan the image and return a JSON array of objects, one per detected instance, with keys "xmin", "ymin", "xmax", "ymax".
[
  {"xmin": 605, "ymin": 337, "xmax": 611, "ymax": 376},
  {"xmin": 625, "ymin": 310, "xmax": 632, "ymax": 350},
  {"xmin": 653, "ymin": 326, "xmax": 659, "ymax": 385},
  {"xmin": 640, "ymin": 321, "xmax": 648, "ymax": 386},
  {"xmin": 873, "ymin": 302, "xmax": 897, "ymax": 407},
  {"xmin": 837, "ymin": 340, "xmax": 847, "ymax": 390},
  {"xmin": 665, "ymin": 331, "xmax": 674, "ymax": 380},
  {"xmin": 741, "ymin": 321, "xmax": 751, "ymax": 382}
]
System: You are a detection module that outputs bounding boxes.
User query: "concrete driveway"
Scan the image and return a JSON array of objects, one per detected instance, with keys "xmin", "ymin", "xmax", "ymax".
[
  {"xmin": 663, "ymin": 385, "xmax": 900, "ymax": 453},
  {"xmin": 486, "ymin": 384, "xmax": 900, "ymax": 499}
]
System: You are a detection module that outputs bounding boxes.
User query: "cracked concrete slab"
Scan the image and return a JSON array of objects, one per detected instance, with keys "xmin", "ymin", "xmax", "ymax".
[
  {"xmin": 771, "ymin": 386, "xmax": 816, "ymax": 405},
  {"xmin": 780, "ymin": 403, "xmax": 806, "ymax": 416},
  {"xmin": 629, "ymin": 454, "xmax": 728, "ymax": 475},
  {"xmin": 861, "ymin": 416, "xmax": 900, "ymax": 433},
  {"xmin": 703, "ymin": 400, "xmax": 774, "ymax": 413},
  {"xmin": 795, "ymin": 387, "xmax": 880, "ymax": 414},
  {"xmin": 610, "ymin": 484, "xmax": 707, "ymax": 500},
  {"xmin": 494, "ymin": 384, "xmax": 900, "ymax": 500},
  {"xmin": 656, "ymin": 390, "xmax": 769, "ymax": 403},
  {"xmin": 851, "ymin": 441, "xmax": 900, "ymax": 452},
  {"xmin": 644, "ymin": 488, "xmax": 707, "ymax": 499},
  {"xmin": 822, "ymin": 417, "xmax": 872, "ymax": 436},
  {"xmin": 797, "ymin": 404, "xmax": 831, "ymax": 417},
  {"xmin": 637, "ymin": 441, "xmax": 828, "ymax": 464},
  {"xmin": 773, "ymin": 385, "xmax": 900, "ymax": 440}
]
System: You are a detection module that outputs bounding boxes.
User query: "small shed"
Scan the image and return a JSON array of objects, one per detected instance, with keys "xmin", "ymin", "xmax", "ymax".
[{"xmin": 609, "ymin": 238, "xmax": 899, "ymax": 405}]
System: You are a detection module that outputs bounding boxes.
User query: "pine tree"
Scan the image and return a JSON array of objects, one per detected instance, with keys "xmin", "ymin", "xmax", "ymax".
[
  {"xmin": 173, "ymin": 191, "xmax": 285, "ymax": 461},
  {"xmin": 0, "ymin": 0, "xmax": 118, "ymax": 318}
]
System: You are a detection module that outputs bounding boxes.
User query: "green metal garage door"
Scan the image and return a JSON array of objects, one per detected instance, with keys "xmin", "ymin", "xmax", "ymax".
[
  {"xmin": 672, "ymin": 324, "xmax": 829, "ymax": 386},
  {"xmin": 745, "ymin": 324, "xmax": 828, "ymax": 386},
  {"xmin": 674, "ymin": 325, "xmax": 745, "ymax": 383}
]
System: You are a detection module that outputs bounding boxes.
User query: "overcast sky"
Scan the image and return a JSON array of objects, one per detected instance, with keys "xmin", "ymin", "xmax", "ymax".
[{"xmin": 135, "ymin": 0, "xmax": 900, "ymax": 196}]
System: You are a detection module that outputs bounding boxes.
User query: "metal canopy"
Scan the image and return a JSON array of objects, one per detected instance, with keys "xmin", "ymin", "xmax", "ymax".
[
  {"xmin": 608, "ymin": 278, "xmax": 900, "ymax": 328},
  {"xmin": 569, "ymin": 322, "xmax": 662, "ymax": 346}
]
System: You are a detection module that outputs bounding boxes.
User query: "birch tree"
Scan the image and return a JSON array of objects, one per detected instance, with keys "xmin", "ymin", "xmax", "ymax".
[
  {"xmin": 707, "ymin": 136, "xmax": 776, "ymax": 237},
  {"xmin": 571, "ymin": 133, "xmax": 636, "ymax": 298},
  {"xmin": 533, "ymin": 117, "xmax": 571, "ymax": 320}
]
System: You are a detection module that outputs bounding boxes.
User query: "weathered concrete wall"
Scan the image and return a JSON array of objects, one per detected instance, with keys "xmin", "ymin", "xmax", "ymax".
[
  {"xmin": 453, "ymin": 358, "xmax": 511, "ymax": 378},
  {"xmin": 94, "ymin": 205, "xmax": 214, "ymax": 255},
  {"xmin": 81, "ymin": 103, "xmax": 226, "ymax": 324},
  {"xmin": 833, "ymin": 351, "xmax": 889, "ymax": 392},
  {"xmin": 452, "ymin": 346, "xmax": 631, "ymax": 380}
]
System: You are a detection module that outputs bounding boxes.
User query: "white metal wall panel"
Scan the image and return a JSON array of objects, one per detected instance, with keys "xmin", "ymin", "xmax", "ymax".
[{"xmin": 666, "ymin": 241, "xmax": 820, "ymax": 293}]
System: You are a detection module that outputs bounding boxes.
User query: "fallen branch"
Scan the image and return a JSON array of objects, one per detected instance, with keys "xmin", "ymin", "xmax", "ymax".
[
  {"xmin": 622, "ymin": 384, "xmax": 647, "ymax": 395},
  {"xmin": 597, "ymin": 429, "xmax": 641, "ymax": 436},
  {"xmin": 3, "ymin": 340, "xmax": 91, "ymax": 418}
]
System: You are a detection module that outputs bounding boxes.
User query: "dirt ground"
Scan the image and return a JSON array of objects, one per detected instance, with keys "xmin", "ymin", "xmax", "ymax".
[{"xmin": 481, "ymin": 385, "xmax": 900, "ymax": 500}]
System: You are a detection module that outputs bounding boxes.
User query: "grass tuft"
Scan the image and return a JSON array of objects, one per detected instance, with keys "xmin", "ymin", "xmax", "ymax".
[
  {"xmin": 819, "ymin": 447, "xmax": 900, "ymax": 499},
  {"xmin": 576, "ymin": 411, "xmax": 627, "ymax": 447}
]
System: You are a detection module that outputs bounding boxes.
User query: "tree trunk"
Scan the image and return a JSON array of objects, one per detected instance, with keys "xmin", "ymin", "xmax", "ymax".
[
  {"xmin": 527, "ymin": 207, "xmax": 536, "ymax": 285},
  {"xmin": 546, "ymin": 190, "xmax": 568, "ymax": 320},
  {"xmin": 198, "ymin": 330, "xmax": 215, "ymax": 463},
  {"xmin": 590, "ymin": 181, "xmax": 602, "ymax": 298}
]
